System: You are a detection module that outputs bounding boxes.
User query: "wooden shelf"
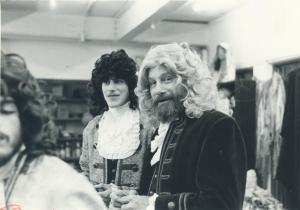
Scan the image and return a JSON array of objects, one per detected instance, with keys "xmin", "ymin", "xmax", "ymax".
[
  {"xmin": 53, "ymin": 118, "xmax": 82, "ymax": 122},
  {"xmin": 38, "ymin": 78, "xmax": 88, "ymax": 172},
  {"xmin": 58, "ymin": 137, "xmax": 82, "ymax": 141},
  {"xmin": 63, "ymin": 157, "xmax": 80, "ymax": 162},
  {"xmin": 54, "ymin": 97, "xmax": 88, "ymax": 103}
]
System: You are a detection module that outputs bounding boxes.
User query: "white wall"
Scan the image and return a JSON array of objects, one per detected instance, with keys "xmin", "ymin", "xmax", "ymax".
[
  {"xmin": 2, "ymin": 39, "xmax": 151, "ymax": 80},
  {"xmin": 208, "ymin": 0, "xmax": 300, "ymax": 68},
  {"xmin": 134, "ymin": 21, "xmax": 209, "ymax": 45}
]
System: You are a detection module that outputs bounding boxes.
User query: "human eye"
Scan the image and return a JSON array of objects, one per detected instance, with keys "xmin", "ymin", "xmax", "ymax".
[
  {"xmin": 114, "ymin": 79, "xmax": 125, "ymax": 84},
  {"xmin": 103, "ymin": 80, "xmax": 110, "ymax": 86},
  {"xmin": 161, "ymin": 74, "xmax": 175, "ymax": 83},
  {"xmin": 149, "ymin": 79, "xmax": 156, "ymax": 88},
  {"xmin": 0, "ymin": 101, "xmax": 18, "ymax": 114}
]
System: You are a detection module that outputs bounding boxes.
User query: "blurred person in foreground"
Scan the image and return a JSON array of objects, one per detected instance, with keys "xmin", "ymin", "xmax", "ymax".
[
  {"xmin": 0, "ymin": 52, "xmax": 107, "ymax": 210},
  {"xmin": 110, "ymin": 42, "xmax": 247, "ymax": 210}
]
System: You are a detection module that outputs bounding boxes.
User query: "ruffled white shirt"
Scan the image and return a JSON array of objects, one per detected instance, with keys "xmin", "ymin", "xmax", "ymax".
[
  {"xmin": 97, "ymin": 102, "xmax": 140, "ymax": 159},
  {"xmin": 150, "ymin": 123, "xmax": 170, "ymax": 166}
]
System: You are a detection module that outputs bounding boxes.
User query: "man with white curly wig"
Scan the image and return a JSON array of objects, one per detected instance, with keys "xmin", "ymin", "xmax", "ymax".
[{"xmin": 110, "ymin": 43, "xmax": 247, "ymax": 210}]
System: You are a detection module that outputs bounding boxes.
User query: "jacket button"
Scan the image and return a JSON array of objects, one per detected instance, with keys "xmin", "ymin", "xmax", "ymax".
[
  {"xmin": 132, "ymin": 164, "xmax": 139, "ymax": 172},
  {"xmin": 168, "ymin": 201, "xmax": 175, "ymax": 210},
  {"xmin": 93, "ymin": 163, "xmax": 100, "ymax": 168},
  {"xmin": 174, "ymin": 129, "xmax": 181, "ymax": 134}
]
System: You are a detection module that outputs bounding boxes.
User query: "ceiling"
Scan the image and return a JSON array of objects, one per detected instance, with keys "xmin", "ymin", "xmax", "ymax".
[
  {"xmin": 1, "ymin": 0, "xmax": 247, "ymax": 44},
  {"xmin": 167, "ymin": 0, "xmax": 245, "ymax": 22},
  {"xmin": 1, "ymin": 0, "xmax": 133, "ymax": 18}
]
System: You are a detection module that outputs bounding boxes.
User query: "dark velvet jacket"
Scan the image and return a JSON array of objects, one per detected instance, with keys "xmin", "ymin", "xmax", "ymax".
[{"xmin": 144, "ymin": 110, "xmax": 247, "ymax": 210}]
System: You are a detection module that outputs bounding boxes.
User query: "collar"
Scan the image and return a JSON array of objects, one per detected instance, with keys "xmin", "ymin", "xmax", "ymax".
[
  {"xmin": 97, "ymin": 107, "xmax": 140, "ymax": 159},
  {"xmin": 108, "ymin": 101, "xmax": 131, "ymax": 118},
  {"xmin": 150, "ymin": 123, "xmax": 170, "ymax": 166},
  {"xmin": 0, "ymin": 145, "xmax": 25, "ymax": 181}
]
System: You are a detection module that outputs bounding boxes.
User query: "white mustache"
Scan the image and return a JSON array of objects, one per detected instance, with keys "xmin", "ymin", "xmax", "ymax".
[
  {"xmin": 153, "ymin": 94, "xmax": 173, "ymax": 104},
  {"xmin": 0, "ymin": 131, "xmax": 9, "ymax": 141}
]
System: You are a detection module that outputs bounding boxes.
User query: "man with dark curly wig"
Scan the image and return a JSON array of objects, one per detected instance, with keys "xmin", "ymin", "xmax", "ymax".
[
  {"xmin": 79, "ymin": 49, "xmax": 153, "ymax": 207},
  {"xmin": 111, "ymin": 43, "xmax": 247, "ymax": 210},
  {"xmin": 0, "ymin": 52, "xmax": 107, "ymax": 210}
]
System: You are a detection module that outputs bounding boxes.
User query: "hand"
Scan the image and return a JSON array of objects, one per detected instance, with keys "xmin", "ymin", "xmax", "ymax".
[
  {"xmin": 118, "ymin": 195, "xmax": 149, "ymax": 210},
  {"xmin": 110, "ymin": 189, "xmax": 137, "ymax": 208},
  {"xmin": 94, "ymin": 183, "xmax": 112, "ymax": 205}
]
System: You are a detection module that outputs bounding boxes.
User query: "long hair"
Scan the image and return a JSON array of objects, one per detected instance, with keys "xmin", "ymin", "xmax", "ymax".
[
  {"xmin": 89, "ymin": 49, "xmax": 138, "ymax": 115},
  {"xmin": 1, "ymin": 53, "xmax": 57, "ymax": 160},
  {"xmin": 136, "ymin": 42, "xmax": 217, "ymax": 126}
]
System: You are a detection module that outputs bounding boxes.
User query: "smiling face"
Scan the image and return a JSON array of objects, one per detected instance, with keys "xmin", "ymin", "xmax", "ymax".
[
  {"xmin": 148, "ymin": 65, "xmax": 185, "ymax": 123},
  {"xmin": 0, "ymin": 95, "xmax": 22, "ymax": 166},
  {"xmin": 102, "ymin": 78, "xmax": 130, "ymax": 108}
]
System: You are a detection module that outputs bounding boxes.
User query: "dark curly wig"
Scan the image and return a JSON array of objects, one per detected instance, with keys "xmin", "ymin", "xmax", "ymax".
[
  {"xmin": 1, "ymin": 53, "xmax": 57, "ymax": 161},
  {"xmin": 89, "ymin": 49, "xmax": 138, "ymax": 115}
]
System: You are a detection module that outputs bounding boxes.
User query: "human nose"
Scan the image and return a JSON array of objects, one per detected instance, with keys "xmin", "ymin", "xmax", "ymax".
[{"xmin": 151, "ymin": 81, "xmax": 166, "ymax": 98}]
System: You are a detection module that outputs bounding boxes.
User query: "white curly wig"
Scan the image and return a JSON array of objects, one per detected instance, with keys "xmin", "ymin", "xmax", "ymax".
[{"xmin": 136, "ymin": 42, "xmax": 217, "ymax": 124}]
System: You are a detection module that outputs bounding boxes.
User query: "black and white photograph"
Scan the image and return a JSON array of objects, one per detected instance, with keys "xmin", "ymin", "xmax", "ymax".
[{"xmin": 1, "ymin": 0, "xmax": 300, "ymax": 209}]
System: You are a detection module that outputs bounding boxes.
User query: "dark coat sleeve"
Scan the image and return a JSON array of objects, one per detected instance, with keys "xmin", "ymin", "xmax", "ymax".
[
  {"xmin": 138, "ymin": 126, "xmax": 156, "ymax": 195},
  {"xmin": 155, "ymin": 117, "xmax": 247, "ymax": 210}
]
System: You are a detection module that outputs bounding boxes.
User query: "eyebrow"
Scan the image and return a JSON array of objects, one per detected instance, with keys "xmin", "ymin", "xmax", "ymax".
[
  {"xmin": 159, "ymin": 72, "xmax": 177, "ymax": 79},
  {"xmin": 149, "ymin": 71, "xmax": 174, "ymax": 79},
  {"xmin": 164, "ymin": 72, "xmax": 177, "ymax": 76}
]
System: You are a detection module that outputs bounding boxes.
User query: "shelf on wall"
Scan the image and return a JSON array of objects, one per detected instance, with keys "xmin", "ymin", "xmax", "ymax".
[
  {"xmin": 38, "ymin": 78, "xmax": 88, "ymax": 172},
  {"xmin": 53, "ymin": 118, "xmax": 82, "ymax": 122},
  {"xmin": 54, "ymin": 97, "xmax": 88, "ymax": 103},
  {"xmin": 63, "ymin": 157, "xmax": 80, "ymax": 162},
  {"xmin": 57, "ymin": 137, "xmax": 82, "ymax": 141}
]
